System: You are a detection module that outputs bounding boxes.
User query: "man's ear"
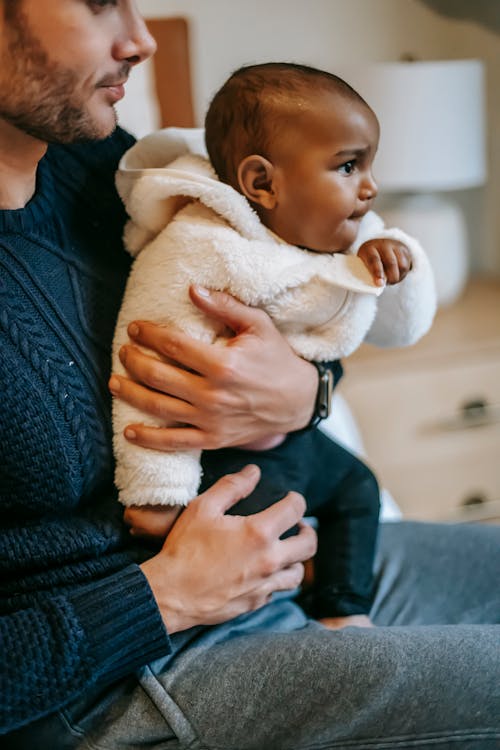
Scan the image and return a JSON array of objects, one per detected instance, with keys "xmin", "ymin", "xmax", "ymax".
[{"xmin": 237, "ymin": 155, "xmax": 278, "ymax": 209}]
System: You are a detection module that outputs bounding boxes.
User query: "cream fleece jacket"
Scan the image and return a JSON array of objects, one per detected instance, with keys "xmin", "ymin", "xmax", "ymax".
[{"xmin": 112, "ymin": 128, "xmax": 436, "ymax": 506}]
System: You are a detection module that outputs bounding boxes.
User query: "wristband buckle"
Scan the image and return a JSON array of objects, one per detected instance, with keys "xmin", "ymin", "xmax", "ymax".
[{"xmin": 309, "ymin": 362, "xmax": 333, "ymax": 428}]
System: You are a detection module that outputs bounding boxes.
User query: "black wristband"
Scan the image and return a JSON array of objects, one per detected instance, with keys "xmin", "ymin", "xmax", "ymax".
[{"xmin": 307, "ymin": 362, "xmax": 333, "ymax": 429}]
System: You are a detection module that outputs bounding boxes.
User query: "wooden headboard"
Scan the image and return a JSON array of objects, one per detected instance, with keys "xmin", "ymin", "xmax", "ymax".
[{"xmin": 146, "ymin": 17, "xmax": 195, "ymax": 128}]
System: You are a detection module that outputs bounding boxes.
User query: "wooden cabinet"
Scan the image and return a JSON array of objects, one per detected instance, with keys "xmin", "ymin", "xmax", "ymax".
[{"xmin": 339, "ymin": 277, "xmax": 500, "ymax": 522}]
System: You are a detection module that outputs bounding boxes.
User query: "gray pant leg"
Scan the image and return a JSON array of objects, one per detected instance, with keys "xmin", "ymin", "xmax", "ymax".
[
  {"xmin": 372, "ymin": 521, "xmax": 500, "ymax": 625},
  {"xmin": 146, "ymin": 622, "xmax": 499, "ymax": 750},
  {"xmin": 139, "ymin": 522, "xmax": 500, "ymax": 749},
  {"xmin": 6, "ymin": 522, "xmax": 500, "ymax": 749}
]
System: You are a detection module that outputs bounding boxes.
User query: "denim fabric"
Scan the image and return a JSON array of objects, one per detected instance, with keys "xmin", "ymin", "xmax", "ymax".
[{"xmin": 4, "ymin": 521, "xmax": 500, "ymax": 750}]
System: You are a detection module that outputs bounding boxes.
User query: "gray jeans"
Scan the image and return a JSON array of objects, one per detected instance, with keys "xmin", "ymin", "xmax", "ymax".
[{"xmin": 6, "ymin": 522, "xmax": 500, "ymax": 749}]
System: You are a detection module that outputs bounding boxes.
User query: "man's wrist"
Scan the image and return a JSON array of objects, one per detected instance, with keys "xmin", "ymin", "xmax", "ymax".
[{"xmin": 293, "ymin": 361, "xmax": 333, "ymax": 433}]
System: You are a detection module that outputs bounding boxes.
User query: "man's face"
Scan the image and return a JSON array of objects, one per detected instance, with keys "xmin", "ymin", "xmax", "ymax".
[
  {"xmin": 266, "ymin": 90, "xmax": 380, "ymax": 253},
  {"xmin": 0, "ymin": 0, "xmax": 156, "ymax": 143}
]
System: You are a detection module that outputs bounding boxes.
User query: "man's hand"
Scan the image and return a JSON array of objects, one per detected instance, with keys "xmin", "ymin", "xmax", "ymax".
[
  {"xmin": 108, "ymin": 285, "xmax": 318, "ymax": 452},
  {"xmin": 357, "ymin": 239, "xmax": 412, "ymax": 286},
  {"xmin": 140, "ymin": 465, "xmax": 317, "ymax": 633}
]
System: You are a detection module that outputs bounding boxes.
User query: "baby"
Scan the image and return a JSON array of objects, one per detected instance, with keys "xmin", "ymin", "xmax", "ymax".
[{"xmin": 112, "ymin": 63, "xmax": 436, "ymax": 628}]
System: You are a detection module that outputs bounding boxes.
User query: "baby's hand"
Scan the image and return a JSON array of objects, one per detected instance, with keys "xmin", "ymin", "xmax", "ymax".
[
  {"xmin": 358, "ymin": 238, "xmax": 412, "ymax": 287},
  {"xmin": 124, "ymin": 504, "xmax": 182, "ymax": 540},
  {"xmin": 318, "ymin": 614, "xmax": 374, "ymax": 630}
]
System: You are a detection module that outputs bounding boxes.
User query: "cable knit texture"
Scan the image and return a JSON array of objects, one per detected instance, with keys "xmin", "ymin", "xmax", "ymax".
[{"xmin": 0, "ymin": 129, "xmax": 170, "ymax": 735}]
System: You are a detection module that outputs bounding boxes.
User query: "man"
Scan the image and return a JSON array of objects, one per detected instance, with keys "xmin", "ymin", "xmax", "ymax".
[{"xmin": 1, "ymin": 2, "xmax": 499, "ymax": 748}]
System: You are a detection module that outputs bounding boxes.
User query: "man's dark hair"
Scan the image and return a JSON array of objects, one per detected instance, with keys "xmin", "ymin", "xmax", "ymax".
[{"xmin": 205, "ymin": 62, "xmax": 368, "ymax": 189}]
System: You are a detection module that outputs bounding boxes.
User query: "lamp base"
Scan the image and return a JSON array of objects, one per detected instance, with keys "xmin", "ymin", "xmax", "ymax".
[{"xmin": 380, "ymin": 194, "xmax": 469, "ymax": 307}]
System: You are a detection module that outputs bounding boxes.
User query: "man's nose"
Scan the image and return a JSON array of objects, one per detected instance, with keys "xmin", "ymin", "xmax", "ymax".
[{"xmin": 113, "ymin": 8, "xmax": 157, "ymax": 67}]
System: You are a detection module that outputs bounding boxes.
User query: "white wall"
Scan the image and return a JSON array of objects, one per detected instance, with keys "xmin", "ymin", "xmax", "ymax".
[{"xmin": 121, "ymin": 0, "xmax": 500, "ymax": 275}]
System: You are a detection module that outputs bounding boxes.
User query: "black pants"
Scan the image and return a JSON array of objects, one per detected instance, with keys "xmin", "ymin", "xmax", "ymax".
[{"xmin": 201, "ymin": 429, "xmax": 380, "ymax": 618}]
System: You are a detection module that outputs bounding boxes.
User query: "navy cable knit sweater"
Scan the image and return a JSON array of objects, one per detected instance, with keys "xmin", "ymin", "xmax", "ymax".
[{"xmin": 0, "ymin": 128, "xmax": 171, "ymax": 734}]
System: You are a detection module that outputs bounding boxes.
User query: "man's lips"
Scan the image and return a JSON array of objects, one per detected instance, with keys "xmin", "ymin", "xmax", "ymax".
[
  {"xmin": 99, "ymin": 81, "xmax": 126, "ymax": 103},
  {"xmin": 97, "ymin": 64, "xmax": 130, "ymax": 103}
]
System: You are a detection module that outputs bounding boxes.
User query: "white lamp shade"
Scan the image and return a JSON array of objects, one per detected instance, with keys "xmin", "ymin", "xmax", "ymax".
[{"xmin": 341, "ymin": 60, "xmax": 487, "ymax": 192}]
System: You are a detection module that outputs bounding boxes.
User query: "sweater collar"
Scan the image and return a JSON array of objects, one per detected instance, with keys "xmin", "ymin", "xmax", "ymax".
[{"xmin": 0, "ymin": 151, "xmax": 56, "ymax": 234}]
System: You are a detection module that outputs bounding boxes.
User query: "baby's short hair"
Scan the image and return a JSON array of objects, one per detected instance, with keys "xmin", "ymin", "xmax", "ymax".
[{"xmin": 205, "ymin": 62, "xmax": 367, "ymax": 189}]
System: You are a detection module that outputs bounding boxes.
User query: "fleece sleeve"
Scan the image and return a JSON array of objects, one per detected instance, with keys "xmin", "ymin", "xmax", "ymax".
[
  {"xmin": 351, "ymin": 212, "xmax": 437, "ymax": 348},
  {"xmin": 363, "ymin": 226, "xmax": 437, "ymax": 348}
]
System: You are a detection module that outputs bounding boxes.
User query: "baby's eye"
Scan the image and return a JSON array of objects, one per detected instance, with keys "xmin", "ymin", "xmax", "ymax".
[{"xmin": 338, "ymin": 160, "xmax": 356, "ymax": 175}]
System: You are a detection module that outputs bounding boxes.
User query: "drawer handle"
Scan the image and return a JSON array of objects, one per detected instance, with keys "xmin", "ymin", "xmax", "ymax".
[
  {"xmin": 462, "ymin": 399, "xmax": 489, "ymax": 420},
  {"xmin": 452, "ymin": 496, "xmax": 500, "ymax": 523},
  {"xmin": 461, "ymin": 492, "xmax": 488, "ymax": 508},
  {"xmin": 431, "ymin": 398, "xmax": 500, "ymax": 432}
]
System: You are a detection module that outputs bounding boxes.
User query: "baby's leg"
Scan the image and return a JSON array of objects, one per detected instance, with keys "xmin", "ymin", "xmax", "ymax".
[{"xmin": 301, "ymin": 430, "xmax": 381, "ymax": 620}]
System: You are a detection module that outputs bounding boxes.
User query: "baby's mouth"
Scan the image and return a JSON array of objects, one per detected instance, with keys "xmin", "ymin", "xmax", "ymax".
[{"xmin": 348, "ymin": 210, "xmax": 366, "ymax": 221}]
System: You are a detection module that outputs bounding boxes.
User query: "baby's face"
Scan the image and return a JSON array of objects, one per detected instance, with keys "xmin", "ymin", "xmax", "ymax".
[{"xmin": 264, "ymin": 90, "xmax": 379, "ymax": 253}]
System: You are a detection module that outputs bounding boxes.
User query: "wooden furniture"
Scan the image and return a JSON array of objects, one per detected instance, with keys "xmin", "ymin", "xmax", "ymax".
[
  {"xmin": 339, "ymin": 276, "xmax": 500, "ymax": 522},
  {"xmin": 146, "ymin": 17, "xmax": 195, "ymax": 128}
]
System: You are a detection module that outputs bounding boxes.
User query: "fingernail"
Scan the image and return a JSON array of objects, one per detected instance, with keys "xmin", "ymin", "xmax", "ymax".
[
  {"xmin": 193, "ymin": 285, "xmax": 211, "ymax": 298},
  {"xmin": 128, "ymin": 323, "xmax": 139, "ymax": 337},
  {"xmin": 109, "ymin": 376, "xmax": 121, "ymax": 393},
  {"xmin": 124, "ymin": 428, "xmax": 137, "ymax": 440}
]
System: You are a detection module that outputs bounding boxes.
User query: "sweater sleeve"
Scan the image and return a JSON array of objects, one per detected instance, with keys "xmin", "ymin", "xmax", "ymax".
[{"xmin": 0, "ymin": 564, "xmax": 170, "ymax": 735}]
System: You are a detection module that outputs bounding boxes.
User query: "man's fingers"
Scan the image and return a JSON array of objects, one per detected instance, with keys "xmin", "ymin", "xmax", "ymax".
[
  {"xmin": 253, "ymin": 563, "xmax": 306, "ymax": 606},
  {"xmin": 122, "ymin": 423, "xmax": 209, "ymax": 451},
  {"xmin": 189, "ymin": 285, "xmax": 270, "ymax": 336},
  {"xmin": 279, "ymin": 520, "xmax": 318, "ymax": 566},
  {"xmin": 230, "ymin": 562, "xmax": 306, "ymax": 614},
  {"xmin": 266, "ymin": 562, "xmax": 306, "ymax": 593},
  {"xmin": 196, "ymin": 465, "xmax": 262, "ymax": 515},
  {"xmin": 247, "ymin": 490, "xmax": 307, "ymax": 540},
  {"xmin": 109, "ymin": 374, "xmax": 198, "ymax": 425},
  {"xmin": 126, "ymin": 321, "xmax": 226, "ymax": 377},
  {"xmin": 118, "ymin": 342, "xmax": 198, "ymax": 399}
]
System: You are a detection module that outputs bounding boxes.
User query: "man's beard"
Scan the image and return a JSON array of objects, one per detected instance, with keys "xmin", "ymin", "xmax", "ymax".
[{"xmin": 0, "ymin": 6, "xmax": 119, "ymax": 143}]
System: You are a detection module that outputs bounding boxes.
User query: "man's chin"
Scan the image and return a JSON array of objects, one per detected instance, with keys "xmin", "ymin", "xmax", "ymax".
[
  {"xmin": 75, "ymin": 105, "xmax": 119, "ymax": 142},
  {"xmin": 55, "ymin": 110, "xmax": 118, "ymax": 144},
  {"xmin": 12, "ymin": 108, "xmax": 119, "ymax": 145}
]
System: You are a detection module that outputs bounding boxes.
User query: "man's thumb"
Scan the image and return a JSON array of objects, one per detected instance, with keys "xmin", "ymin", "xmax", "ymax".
[{"xmin": 197, "ymin": 464, "xmax": 261, "ymax": 516}]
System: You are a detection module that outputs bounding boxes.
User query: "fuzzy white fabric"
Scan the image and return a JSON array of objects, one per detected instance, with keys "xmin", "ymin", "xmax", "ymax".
[{"xmin": 112, "ymin": 128, "xmax": 436, "ymax": 507}]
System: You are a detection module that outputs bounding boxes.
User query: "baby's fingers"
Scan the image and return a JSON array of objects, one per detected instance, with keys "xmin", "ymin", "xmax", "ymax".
[
  {"xmin": 393, "ymin": 246, "xmax": 413, "ymax": 282},
  {"xmin": 380, "ymin": 241, "xmax": 413, "ymax": 284},
  {"xmin": 358, "ymin": 244, "xmax": 386, "ymax": 286},
  {"xmin": 380, "ymin": 247, "xmax": 402, "ymax": 284}
]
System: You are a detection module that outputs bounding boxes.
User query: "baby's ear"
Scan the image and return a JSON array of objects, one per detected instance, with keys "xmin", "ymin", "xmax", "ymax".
[{"xmin": 237, "ymin": 155, "xmax": 277, "ymax": 209}]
